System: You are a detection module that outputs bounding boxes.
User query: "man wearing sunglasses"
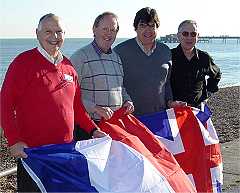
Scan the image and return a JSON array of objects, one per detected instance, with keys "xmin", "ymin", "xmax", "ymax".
[{"xmin": 171, "ymin": 20, "xmax": 221, "ymax": 108}]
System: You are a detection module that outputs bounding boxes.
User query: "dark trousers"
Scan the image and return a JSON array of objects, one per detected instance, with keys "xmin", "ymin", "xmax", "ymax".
[
  {"xmin": 73, "ymin": 122, "xmax": 100, "ymax": 141},
  {"xmin": 73, "ymin": 125, "xmax": 92, "ymax": 141},
  {"xmin": 17, "ymin": 159, "xmax": 40, "ymax": 193}
]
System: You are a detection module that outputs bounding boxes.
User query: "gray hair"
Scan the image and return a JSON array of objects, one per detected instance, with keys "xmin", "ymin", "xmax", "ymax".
[
  {"xmin": 37, "ymin": 13, "xmax": 63, "ymax": 31},
  {"xmin": 93, "ymin": 12, "xmax": 119, "ymax": 32},
  {"xmin": 178, "ymin": 20, "xmax": 198, "ymax": 32}
]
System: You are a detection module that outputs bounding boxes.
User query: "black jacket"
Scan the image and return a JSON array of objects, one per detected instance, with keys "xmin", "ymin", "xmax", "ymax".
[{"xmin": 170, "ymin": 44, "xmax": 221, "ymax": 107}]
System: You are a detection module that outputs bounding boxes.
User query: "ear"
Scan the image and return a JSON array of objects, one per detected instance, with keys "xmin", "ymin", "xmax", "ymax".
[
  {"xmin": 36, "ymin": 28, "xmax": 39, "ymax": 38},
  {"xmin": 177, "ymin": 32, "xmax": 181, "ymax": 41},
  {"xmin": 92, "ymin": 26, "xmax": 97, "ymax": 36}
]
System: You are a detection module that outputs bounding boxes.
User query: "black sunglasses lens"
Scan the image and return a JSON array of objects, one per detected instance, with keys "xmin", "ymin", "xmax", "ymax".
[
  {"xmin": 182, "ymin": 31, "xmax": 189, "ymax": 37},
  {"xmin": 182, "ymin": 31, "xmax": 197, "ymax": 37},
  {"xmin": 191, "ymin": 32, "xmax": 197, "ymax": 37}
]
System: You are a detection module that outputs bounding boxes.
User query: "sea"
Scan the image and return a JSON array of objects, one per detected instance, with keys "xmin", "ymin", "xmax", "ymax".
[{"xmin": 0, "ymin": 38, "xmax": 239, "ymax": 88}]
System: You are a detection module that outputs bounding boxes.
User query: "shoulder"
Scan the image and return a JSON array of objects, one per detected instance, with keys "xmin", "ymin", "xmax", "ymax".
[
  {"xmin": 197, "ymin": 49, "xmax": 212, "ymax": 58},
  {"xmin": 170, "ymin": 45, "xmax": 182, "ymax": 58},
  {"xmin": 10, "ymin": 48, "xmax": 38, "ymax": 68},
  {"xmin": 156, "ymin": 41, "xmax": 171, "ymax": 56},
  {"xmin": 70, "ymin": 43, "xmax": 93, "ymax": 65},
  {"xmin": 114, "ymin": 38, "xmax": 135, "ymax": 51},
  {"xmin": 196, "ymin": 49, "xmax": 214, "ymax": 64},
  {"xmin": 71, "ymin": 43, "xmax": 93, "ymax": 59},
  {"xmin": 16, "ymin": 48, "xmax": 39, "ymax": 60},
  {"xmin": 5, "ymin": 48, "xmax": 39, "ymax": 78},
  {"xmin": 156, "ymin": 41, "xmax": 170, "ymax": 49}
]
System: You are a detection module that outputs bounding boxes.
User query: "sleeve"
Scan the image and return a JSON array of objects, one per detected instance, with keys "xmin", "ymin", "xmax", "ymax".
[
  {"xmin": 206, "ymin": 56, "xmax": 221, "ymax": 93},
  {"xmin": 70, "ymin": 51, "xmax": 97, "ymax": 113},
  {"xmin": 70, "ymin": 50, "xmax": 84, "ymax": 85},
  {"xmin": 73, "ymin": 79, "xmax": 98, "ymax": 133},
  {"xmin": 1, "ymin": 57, "xmax": 22, "ymax": 146},
  {"xmin": 82, "ymin": 99, "xmax": 96, "ymax": 113},
  {"xmin": 117, "ymin": 54, "xmax": 132, "ymax": 103}
]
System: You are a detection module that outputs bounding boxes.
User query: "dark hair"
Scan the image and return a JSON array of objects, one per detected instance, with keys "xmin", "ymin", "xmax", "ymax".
[
  {"xmin": 133, "ymin": 7, "xmax": 160, "ymax": 30},
  {"xmin": 93, "ymin": 12, "xmax": 119, "ymax": 32}
]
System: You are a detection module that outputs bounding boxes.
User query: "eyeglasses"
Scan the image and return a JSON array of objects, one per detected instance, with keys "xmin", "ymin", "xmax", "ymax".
[
  {"xmin": 181, "ymin": 31, "xmax": 198, "ymax": 37},
  {"xmin": 138, "ymin": 23, "xmax": 156, "ymax": 29}
]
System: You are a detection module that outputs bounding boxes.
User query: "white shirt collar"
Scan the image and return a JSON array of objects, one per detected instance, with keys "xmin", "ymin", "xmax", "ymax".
[
  {"xmin": 37, "ymin": 45, "xmax": 63, "ymax": 65},
  {"xmin": 135, "ymin": 37, "xmax": 156, "ymax": 56}
]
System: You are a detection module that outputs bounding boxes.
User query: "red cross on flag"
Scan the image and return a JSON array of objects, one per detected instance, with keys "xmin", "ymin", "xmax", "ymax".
[{"xmin": 139, "ymin": 105, "xmax": 223, "ymax": 193}]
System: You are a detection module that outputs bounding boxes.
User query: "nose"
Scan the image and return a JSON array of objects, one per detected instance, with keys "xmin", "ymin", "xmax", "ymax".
[
  {"xmin": 53, "ymin": 32, "xmax": 59, "ymax": 39},
  {"xmin": 50, "ymin": 31, "xmax": 62, "ymax": 39},
  {"xmin": 105, "ymin": 29, "xmax": 113, "ymax": 35}
]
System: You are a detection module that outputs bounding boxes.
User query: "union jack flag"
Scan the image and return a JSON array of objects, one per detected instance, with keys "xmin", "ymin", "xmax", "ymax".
[{"xmin": 139, "ymin": 105, "xmax": 223, "ymax": 193}]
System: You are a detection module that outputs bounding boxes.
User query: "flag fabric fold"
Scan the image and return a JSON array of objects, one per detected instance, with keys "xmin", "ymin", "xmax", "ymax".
[
  {"xmin": 22, "ymin": 108, "xmax": 196, "ymax": 193},
  {"xmin": 138, "ymin": 105, "xmax": 223, "ymax": 193}
]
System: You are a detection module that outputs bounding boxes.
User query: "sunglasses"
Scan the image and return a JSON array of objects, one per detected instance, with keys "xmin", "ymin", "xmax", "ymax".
[{"xmin": 181, "ymin": 31, "xmax": 198, "ymax": 37}]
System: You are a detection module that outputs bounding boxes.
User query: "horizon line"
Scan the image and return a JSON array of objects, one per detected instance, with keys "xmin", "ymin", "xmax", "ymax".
[{"xmin": 1, "ymin": 36, "xmax": 240, "ymax": 39}]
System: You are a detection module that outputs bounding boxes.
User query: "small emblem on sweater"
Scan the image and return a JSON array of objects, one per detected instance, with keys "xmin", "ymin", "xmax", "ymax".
[{"xmin": 64, "ymin": 74, "xmax": 73, "ymax": 82}]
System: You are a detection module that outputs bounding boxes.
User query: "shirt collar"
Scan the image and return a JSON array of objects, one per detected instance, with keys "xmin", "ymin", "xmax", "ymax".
[
  {"xmin": 37, "ymin": 45, "xmax": 63, "ymax": 65},
  {"xmin": 135, "ymin": 37, "xmax": 156, "ymax": 56},
  {"xmin": 177, "ymin": 44, "xmax": 199, "ymax": 59},
  {"xmin": 92, "ymin": 39, "xmax": 112, "ymax": 56}
]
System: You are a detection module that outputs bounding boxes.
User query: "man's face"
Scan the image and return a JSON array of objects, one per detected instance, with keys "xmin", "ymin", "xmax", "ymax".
[
  {"xmin": 93, "ymin": 15, "xmax": 118, "ymax": 52},
  {"xmin": 135, "ymin": 21, "xmax": 158, "ymax": 47},
  {"xmin": 177, "ymin": 23, "xmax": 199, "ymax": 52},
  {"xmin": 36, "ymin": 17, "xmax": 65, "ymax": 57}
]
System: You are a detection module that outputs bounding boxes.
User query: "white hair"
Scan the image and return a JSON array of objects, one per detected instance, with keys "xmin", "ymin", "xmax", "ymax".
[
  {"xmin": 178, "ymin": 20, "xmax": 198, "ymax": 32},
  {"xmin": 37, "ymin": 13, "xmax": 65, "ymax": 31}
]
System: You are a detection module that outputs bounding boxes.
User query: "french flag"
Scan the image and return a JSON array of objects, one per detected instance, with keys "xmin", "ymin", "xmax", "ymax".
[
  {"xmin": 139, "ymin": 105, "xmax": 223, "ymax": 193},
  {"xmin": 22, "ymin": 108, "xmax": 196, "ymax": 193}
]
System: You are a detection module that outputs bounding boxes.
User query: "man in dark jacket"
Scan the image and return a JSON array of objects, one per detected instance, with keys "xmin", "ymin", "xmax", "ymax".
[{"xmin": 171, "ymin": 20, "xmax": 221, "ymax": 108}]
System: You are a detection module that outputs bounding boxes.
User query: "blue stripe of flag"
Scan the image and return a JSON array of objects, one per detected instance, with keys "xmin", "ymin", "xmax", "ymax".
[
  {"xmin": 138, "ymin": 111, "xmax": 174, "ymax": 141},
  {"xmin": 23, "ymin": 142, "xmax": 98, "ymax": 192},
  {"xmin": 196, "ymin": 105, "xmax": 212, "ymax": 125}
]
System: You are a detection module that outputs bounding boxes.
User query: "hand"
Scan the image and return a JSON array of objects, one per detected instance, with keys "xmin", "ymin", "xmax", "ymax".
[
  {"xmin": 122, "ymin": 101, "xmax": 134, "ymax": 114},
  {"xmin": 9, "ymin": 142, "xmax": 28, "ymax": 158},
  {"xmin": 92, "ymin": 129, "xmax": 107, "ymax": 138},
  {"xmin": 168, "ymin": 100, "xmax": 187, "ymax": 108},
  {"xmin": 94, "ymin": 106, "xmax": 114, "ymax": 120}
]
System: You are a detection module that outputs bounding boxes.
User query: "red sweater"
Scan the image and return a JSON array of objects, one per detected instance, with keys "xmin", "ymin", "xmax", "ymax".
[{"xmin": 1, "ymin": 48, "xmax": 97, "ymax": 147}]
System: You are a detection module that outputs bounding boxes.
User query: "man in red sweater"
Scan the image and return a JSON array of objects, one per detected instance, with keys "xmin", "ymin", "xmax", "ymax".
[{"xmin": 1, "ymin": 13, "xmax": 106, "ymax": 192}]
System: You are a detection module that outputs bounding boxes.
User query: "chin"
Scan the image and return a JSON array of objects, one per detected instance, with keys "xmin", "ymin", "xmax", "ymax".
[{"xmin": 183, "ymin": 44, "xmax": 194, "ymax": 50}]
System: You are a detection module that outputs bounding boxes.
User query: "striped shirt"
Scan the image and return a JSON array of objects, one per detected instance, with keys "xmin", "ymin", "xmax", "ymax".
[{"xmin": 70, "ymin": 41, "xmax": 131, "ymax": 121}]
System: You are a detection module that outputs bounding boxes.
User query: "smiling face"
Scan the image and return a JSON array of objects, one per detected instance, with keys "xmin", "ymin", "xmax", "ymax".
[
  {"xmin": 135, "ymin": 21, "xmax": 158, "ymax": 48},
  {"xmin": 36, "ymin": 16, "xmax": 65, "ymax": 57},
  {"xmin": 177, "ymin": 23, "xmax": 199, "ymax": 52},
  {"xmin": 93, "ymin": 15, "xmax": 118, "ymax": 53}
]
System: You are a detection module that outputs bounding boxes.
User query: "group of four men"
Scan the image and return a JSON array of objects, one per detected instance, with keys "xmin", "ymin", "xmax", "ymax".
[{"xmin": 1, "ymin": 7, "xmax": 221, "ymax": 192}]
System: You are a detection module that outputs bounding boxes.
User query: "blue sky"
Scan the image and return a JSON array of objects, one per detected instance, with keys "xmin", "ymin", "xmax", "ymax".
[{"xmin": 0, "ymin": 0, "xmax": 239, "ymax": 38}]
